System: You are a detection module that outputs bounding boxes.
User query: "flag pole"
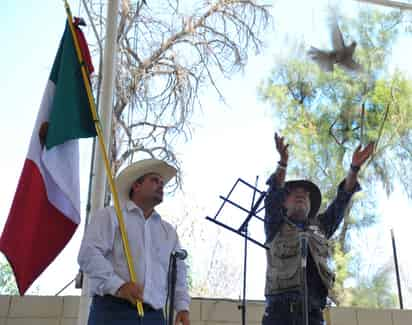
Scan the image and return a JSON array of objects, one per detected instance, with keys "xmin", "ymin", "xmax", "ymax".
[{"xmin": 63, "ymin": 0, "xmax": 145, "ymax": 318}]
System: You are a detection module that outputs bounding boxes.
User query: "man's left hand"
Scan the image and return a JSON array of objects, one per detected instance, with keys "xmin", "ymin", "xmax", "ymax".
[
  {"xmin": 351, "ymin": 142, "xmax": 375, "ymax": 168},
  {"xmin": 344, "ymin": 142, "xmax": 375, "ymax": 192},
  {"xmin": 175, "ymin": 310, "xmax": 190, "ymax": 325}
]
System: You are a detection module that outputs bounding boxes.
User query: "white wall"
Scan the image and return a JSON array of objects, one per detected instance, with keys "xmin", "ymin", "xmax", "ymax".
[{"xmin": 0, "ymin": 296, "xmax": 411, "ymax": 325}]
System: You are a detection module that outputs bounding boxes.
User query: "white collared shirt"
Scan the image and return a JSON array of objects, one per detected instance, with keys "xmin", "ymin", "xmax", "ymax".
[{"xmin": 78, "ymin": 200, "xmax": 190, "ymax": 311}]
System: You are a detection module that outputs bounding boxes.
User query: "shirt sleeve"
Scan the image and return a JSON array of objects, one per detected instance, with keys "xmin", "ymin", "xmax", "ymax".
[
  {"xmin": 77, "ymin": 207, "xmax": 125, "ymax": 296},
  {"xmin": 173, "ymin": 236, "xmax": 191, "ymax": 312},
  {"xmin": 318, "ymin": 179, "xmax": 361, "ymax": 238},
  {"xmin": 264, "ymin": 172, "xmax": 288, "ymax": 243}
]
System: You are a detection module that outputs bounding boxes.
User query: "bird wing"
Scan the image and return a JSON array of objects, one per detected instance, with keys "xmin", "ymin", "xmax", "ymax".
[
  {"xmin": 331, "ymin": 21, "xmax": 345, "ymax": 51},
  {"xmin": 308, "ymin": 47, "xmax": 334, "ymax": 72}
]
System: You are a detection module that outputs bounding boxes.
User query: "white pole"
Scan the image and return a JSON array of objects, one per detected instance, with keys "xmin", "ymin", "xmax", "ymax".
[
  {"xmin": 355, "ymin": 0, "xmax": 412, "ymax": 10},
  {"xmin": 77, "ymin": 1, "xmax": 119, "ymax": 324}
]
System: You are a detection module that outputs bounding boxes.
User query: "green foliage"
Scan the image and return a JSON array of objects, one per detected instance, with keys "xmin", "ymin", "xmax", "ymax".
[
  {"xmin": 0, "ymin": 255, "xmax": 18, "ymax": 295},
  {"xmin": 259, "ymin": 8, "xmax": 412, "ymax": 305},
  {"xmin": 330, "ymin": 242, "xmax": 353, "ymax": 305},
  {"xmin": 345, "ymin": 264, "xmax": 398, "ymax": 308}
]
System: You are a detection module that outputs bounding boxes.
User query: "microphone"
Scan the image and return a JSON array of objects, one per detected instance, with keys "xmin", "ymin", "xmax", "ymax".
[
  {"xmin": 298, "ymin": 232, "xmax": 309, "ymax": 268},
  {"xmin": 171, "ymin": 249, "xmax": 188, "ymax": 260}
]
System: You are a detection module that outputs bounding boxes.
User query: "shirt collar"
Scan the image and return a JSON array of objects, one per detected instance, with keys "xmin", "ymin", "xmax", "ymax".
[{"xmin": 125, "ymin": 200, "xmax": 161, "ymax": 220}]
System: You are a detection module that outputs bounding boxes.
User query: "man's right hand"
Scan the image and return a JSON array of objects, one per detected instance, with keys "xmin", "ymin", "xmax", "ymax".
[
  {"xmin": 116, "ymin": 281, "xmax": 144, "ymax": 306},
  {"xmin": 274, "ymin": 132, "xmax": 289, "ymax": 165}
]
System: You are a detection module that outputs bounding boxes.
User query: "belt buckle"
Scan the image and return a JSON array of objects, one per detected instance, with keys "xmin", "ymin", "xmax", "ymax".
[{"xmin": 289, "ymin": 301, "xmax": 301, "ymax": 313}]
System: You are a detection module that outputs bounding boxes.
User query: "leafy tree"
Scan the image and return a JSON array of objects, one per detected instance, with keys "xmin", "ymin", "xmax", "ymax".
[
  {"xmin": 0, "ymin": 255, "xmax": 18, "ymax": 295},
  {"xmin": 345, "ymin": 263, "xmax": 398, "ymax": 308},
  {"xmin": 259, "ymin": 8, "xmax": 412, "ymax": 305}
]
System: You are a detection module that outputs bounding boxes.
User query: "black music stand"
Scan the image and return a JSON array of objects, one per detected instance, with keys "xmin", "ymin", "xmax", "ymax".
[{"xmin": 206, "ymin": 176, "xmax": 268, "ymax": 325}]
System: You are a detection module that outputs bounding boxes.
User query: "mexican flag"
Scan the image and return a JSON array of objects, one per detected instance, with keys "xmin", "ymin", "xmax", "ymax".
[{"xmin": 0, "ymin": 18, "xmax": 96, "ymax": 295}]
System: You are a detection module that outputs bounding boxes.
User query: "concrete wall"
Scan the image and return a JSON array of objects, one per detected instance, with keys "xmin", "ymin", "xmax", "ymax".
[{"xmin": 0, "ymin": 295, "xmax": 411, "ymax": 325}]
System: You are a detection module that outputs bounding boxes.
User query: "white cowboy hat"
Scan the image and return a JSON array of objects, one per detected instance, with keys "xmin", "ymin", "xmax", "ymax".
[{"xmin": 115, "ymin": 159, "xmax": 177, "ymax": 203}]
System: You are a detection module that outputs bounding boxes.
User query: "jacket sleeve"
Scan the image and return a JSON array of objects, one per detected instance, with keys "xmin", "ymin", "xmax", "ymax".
[
  {"xmin": 318, "ymin": 180, "xmax": 361, "ymax": 239},
  {"xmin": 77, "ymin": 207, "xmax": 125, "ymax": 296},
  {"xmin": 264, "ymin": 173, "xmax": 288, "ymax": 243}
]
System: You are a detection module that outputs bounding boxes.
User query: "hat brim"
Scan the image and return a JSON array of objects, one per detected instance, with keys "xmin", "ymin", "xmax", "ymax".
[
  {"xmin": 284, "ymin": 180, "xmax": 322, "ymax": 219},
  {"xmin": 115, "ymin": 159, "xmax": 177, "ymax": 203}
]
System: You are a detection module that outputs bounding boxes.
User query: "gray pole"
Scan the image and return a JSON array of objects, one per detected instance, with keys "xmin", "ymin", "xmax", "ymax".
[
  {"xmin": 77, "ymin": 1, "xmax": 119, "ymax": 324},
  {"xmin": 390, "ymin": 228, "xmax": 404, "ymax": 309},
  {"xmin": 355, "ymin": 0, "xmax": 412, "ymax": 11}
]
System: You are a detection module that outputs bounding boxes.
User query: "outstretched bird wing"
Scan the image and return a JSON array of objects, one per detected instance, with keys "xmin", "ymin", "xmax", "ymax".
[
  {"xmin": 308, "ymin": 47, "xmax": 334, "ymax": 72},
  {"xmin": 331, "ymin": 21, "xmax": 345, "ymax": 51}
]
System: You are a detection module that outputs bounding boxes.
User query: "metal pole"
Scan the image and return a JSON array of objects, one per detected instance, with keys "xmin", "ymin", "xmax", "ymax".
[
  {"xmin": 299, "ymin": 233, "xmax": 309, "ymax": 325},
  {"xmin": 390, "ymin": 229, "xmax": 404, "ymax": 309},
  {"xmin": 77, "ymin": 1, "xmax": 119, "ymax": 325},
  {"xmin": 168, "ymin": 257, "xmax": 178, "ymax": 325},
  {"xmin": 355, "ymin": 0, "xmax": 412, "ymax": 11},
  {"xmin": 239, "ymin": 224, "xmax": 248, "ymax": 325}
]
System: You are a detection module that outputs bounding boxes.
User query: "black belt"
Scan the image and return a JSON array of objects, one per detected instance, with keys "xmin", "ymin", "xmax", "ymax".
[
  {"xmin": 266, "ymin": 298, "xmax": 322, "ymax": 313},
  {"xmin": 94, "ymin": 295, "xmax": 161, "ymax": 313},
  {"xmin": 142, "ymin": 302, "xmax": 157, "ymax": 313}
]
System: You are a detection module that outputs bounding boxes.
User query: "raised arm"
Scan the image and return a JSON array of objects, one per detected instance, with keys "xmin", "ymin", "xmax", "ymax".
[
  {"xmin": 344, "ymin": 142, "xmax": 375, "ymax": 192},
  {"xmin": 272, "ymin": 132, "xmax": 289, "ymax": 187},
  {"xmin": 264, "ymin": 132, "xmax": 290, "ymax": 242},
  {"xmin": 320, "ymin": 142, "xmax": 375, "ymax": 237}
]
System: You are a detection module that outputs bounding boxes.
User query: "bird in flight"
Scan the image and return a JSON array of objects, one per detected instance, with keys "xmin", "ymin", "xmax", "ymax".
[{"xmin": 308, "ymin": 20, "xmax": 362, "ymax": 73}]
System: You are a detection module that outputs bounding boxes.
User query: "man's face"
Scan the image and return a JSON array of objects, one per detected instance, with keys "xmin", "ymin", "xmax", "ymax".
[
  {"xmin": 283, "ymin": 186, "xmax": 311, "ymax": 221},
  {"xmin": 132, "ymin": 173, "xmax": 165, "ymax": 206}
]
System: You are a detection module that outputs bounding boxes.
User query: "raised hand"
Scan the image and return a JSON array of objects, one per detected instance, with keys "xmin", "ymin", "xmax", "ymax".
[
  {"xmin": 275, "ymin": 132, "xmax": 289, "ymax": 165},
  {"xmin": 351, "ymin": 142, "xmax": 375, "ymax": 168}
]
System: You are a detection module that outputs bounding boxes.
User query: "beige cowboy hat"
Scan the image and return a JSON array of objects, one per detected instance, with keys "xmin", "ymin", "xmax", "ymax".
[{"xmin": 115, "ymin": 159, "xmax": 177, "ymax": 203}]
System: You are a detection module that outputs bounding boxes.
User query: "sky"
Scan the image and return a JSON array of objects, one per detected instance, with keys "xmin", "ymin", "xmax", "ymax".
[{"xmin": 1, "ymin": 0, "xmax": 412, "ymax": 307}]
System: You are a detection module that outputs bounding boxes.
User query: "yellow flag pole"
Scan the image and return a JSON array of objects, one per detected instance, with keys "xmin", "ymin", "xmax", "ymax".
[{"xmin": 63, "ymin": 0, "xmax": 144, "ymax": 317}]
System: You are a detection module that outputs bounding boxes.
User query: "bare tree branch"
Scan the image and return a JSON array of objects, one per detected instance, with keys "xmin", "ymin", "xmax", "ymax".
[{"xmin": 85, "ymin": 0, "xmax": 271, "ymax": 190}]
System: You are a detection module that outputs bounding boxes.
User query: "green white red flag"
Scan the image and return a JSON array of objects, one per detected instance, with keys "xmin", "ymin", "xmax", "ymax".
[{"xmin": 0, "ymin": 18, "xmax": 96, "ymax": 294}]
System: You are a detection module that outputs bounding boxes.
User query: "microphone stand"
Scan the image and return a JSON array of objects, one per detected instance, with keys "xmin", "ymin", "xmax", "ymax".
[
  {"xmin": 284, "ymin": 216, "xmax": 309, "ymax": 325},
  {"xmin": 238, "ymin": 221, "xmax": 249, "ymax": 325},
  {"xmin": 168, "ymin": 255, "xmax": 178, "ymax": 325},
  {"xmin": 299, "ymin": 232, "xmax": 309, "ymax": 325}
]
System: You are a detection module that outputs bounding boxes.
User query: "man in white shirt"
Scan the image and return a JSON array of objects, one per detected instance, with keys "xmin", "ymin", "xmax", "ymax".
[{"xmin": 78, "ymin": 159, "xmax": 191, "ymax": 325}]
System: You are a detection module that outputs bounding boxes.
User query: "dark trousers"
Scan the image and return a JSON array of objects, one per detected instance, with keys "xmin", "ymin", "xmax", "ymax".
[
  {"xmin": 88, "ymin": 295, "xmax": 165, "ymax": 325},
  {"xmin": 261, "ymin": 301, "xmax": 324, "ymax": 325}
]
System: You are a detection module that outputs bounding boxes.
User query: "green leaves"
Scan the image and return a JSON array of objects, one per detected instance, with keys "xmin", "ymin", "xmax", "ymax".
[{"xmin": 0, "ymin": 255, "xmax": 18, "ymax": 295}]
